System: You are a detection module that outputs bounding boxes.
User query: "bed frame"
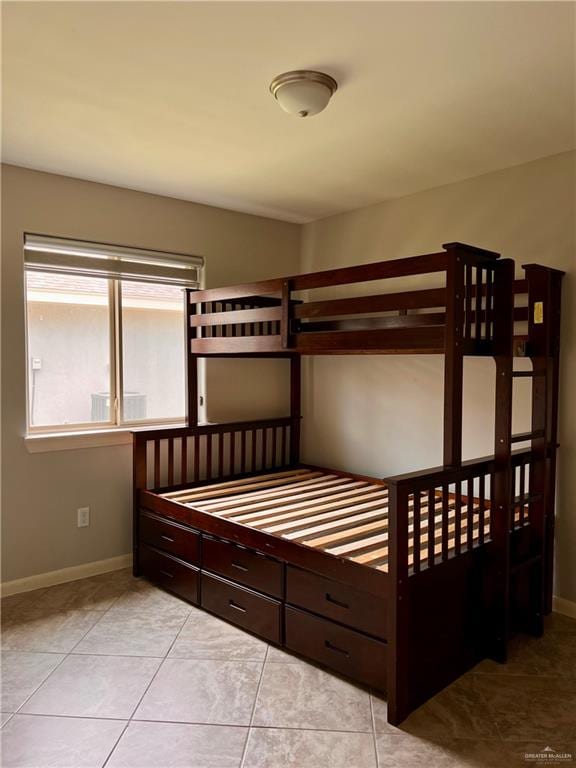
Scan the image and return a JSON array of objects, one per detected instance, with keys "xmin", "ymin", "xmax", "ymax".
[{"xmin": 132, "ymin": 242, "xmax": 563, "ymax": 725}]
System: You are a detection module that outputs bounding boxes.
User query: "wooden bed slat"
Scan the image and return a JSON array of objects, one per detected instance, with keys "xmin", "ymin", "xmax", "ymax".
[
  {"xmin": 175, "ymin": 471, "xmax": 324, "ymax": 503},
  {"xmin": 163, "ymin": 468, "xmax": 313, "ymax": 499},
  {"xmin": 214, "ymin": 481, "xmax": 369, "ymax": 521},
  {"xmin": 245, "ymin": 490, "xmax": 388, "ymax": 531},
  {"xmin": 198, "ymin": 476, "xmax": 353, "ymax": 513}
]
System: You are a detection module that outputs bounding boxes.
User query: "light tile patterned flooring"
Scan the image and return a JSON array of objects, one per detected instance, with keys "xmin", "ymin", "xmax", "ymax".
[{"xmin": 1, "ymin": 568, "xmax": 575, "ymax": 767}]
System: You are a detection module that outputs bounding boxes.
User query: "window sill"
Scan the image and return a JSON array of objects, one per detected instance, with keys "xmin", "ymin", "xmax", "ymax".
[{"xmin": 25, "ymin": 424, "xmax": 183, "ymax": 453}]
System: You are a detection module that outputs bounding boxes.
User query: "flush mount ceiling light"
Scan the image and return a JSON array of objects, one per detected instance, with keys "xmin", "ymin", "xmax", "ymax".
[{"xmin": 270, "ymin": 70, "xmax": 338, "ymax": 118}]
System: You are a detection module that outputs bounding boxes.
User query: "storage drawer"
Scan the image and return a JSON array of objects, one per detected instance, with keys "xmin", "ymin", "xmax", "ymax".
[
  {"xmin": 139, "ymin": 511, "xmax": 200, "ymax": 565},
  {"xmin": 140, "ymin": 544, "xmax": 199, "ymax": 605},
  {"xmin": 201, "ymin": 572, "xmax": 281, "ymax": 644},
  {"xmin": 203, "ymin": 536, "xmax": 283, "ymax": 598},
  {"xmin": 286, "ymin": 566, "xmax": 387, "ymax": 639},
  {"xmin": 285, "ymin": 606, "xmax": 387, "ymax": 691}
]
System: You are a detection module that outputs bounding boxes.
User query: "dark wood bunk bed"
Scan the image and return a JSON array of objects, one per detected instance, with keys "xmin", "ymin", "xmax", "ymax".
[{"xmin": 132, "ymin": 242, "xmax": 563, "ymax": 725}]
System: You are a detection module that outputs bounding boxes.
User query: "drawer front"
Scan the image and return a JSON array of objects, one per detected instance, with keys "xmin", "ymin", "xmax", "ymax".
[
  {"xmin": 201, "ymin": 572, "xmax": 281, "ymax": 644},
  {"xmin": 139, "ymin": 511, "xmax": 200, "ymax": 565},
  {"xmin": 286, "ymin": 566, "xmax": 387, "ymax": 639},
  {"xmin": 203, "ymin": 536, "xmax": 283, "ymax": 598},
  {"xmin": 285, "ymin": 606, "xmax": 387, "ymax": 691},
  {"xmin": 140, "ymin": 544, "xmax": 199, "ymax": 605}
]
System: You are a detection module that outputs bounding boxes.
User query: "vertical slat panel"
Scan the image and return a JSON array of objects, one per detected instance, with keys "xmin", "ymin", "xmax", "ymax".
[
  {"xmin": 281, "ymin": 425, "xmax": 287, "ymax": 467},
  {"xmin": 412, "ymin": 492, "xmax": 421, "ymax": 574},
  {"xmin": 229, "ymin": 430, "xmax": 236, "ymax": 476},
  {"xmin": 271, "ymin": 427, "xmax": 278, "ymax": 468},
  {"xmin": 475, "ymin": 268, "xmax": 483, "ymax": 340},
  {"xmin": 454, "ymin": 482, "xmax": 461, "ymax": 555},
  {"xmin": 251, "ymin": 429, "xmax": 257, "ymax": 471},
  {"xmin": 262, "ymin": 427, "xmax": 268, "ymax": 470},
  {"xmin": 519, "ymin": 461, "xmax": 526, "ymax": 525},
  {"xmin": 479, "ymin": 474, "xmax": 486, "ymax": 545},
  {"xmin": 154, "ymin": 440, "xmax": 160, "ymax": 488},
  {"xmin": 193, "ymin": 434, "xmax": 200, "ymax": 482},
  {"xmin": 206, "ymin": 433, "xmax": 212, "ymax": 481},
  {"xmin": 240, "ymin": 430, "xmax": 246, "ymax": 474},
  {"xmin": 467, "ymin": 477, "xmax": 474, "ymax": 550},
  {"xmin": 218, "ymin": 432, "xmax": 224, "ymax": 478},
  {"xmin": 441, "ymin": 482, "xmax": 449, "ymax": 561},
  {"xmin": 428, "ymin": 489, "xmax": 435, "ymax": 567},
  {"xmin": 485, "ymin": 268, "xmax": 493, "ymax": 341},
  {"xmin": 167, "ymin": 440, "xmax": 174, "ymax": 487},
  {"xmin": 181, "ymin": 436, "xmax": 188, "ymax": 485},
  {"xmin": 465, "ymin": 264, "xmax": 473, "ymax": 339}
]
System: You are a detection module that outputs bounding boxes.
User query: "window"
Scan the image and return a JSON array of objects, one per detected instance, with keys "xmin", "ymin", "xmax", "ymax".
[{"xmin": 24, "ymin": 235, "xmax": 202, "ymax": 433}]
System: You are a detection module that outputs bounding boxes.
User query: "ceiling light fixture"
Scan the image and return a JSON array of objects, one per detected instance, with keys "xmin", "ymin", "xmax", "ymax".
[{"xmin": 270, "ymin": 70, "xmax": 338, "ymax": 118}]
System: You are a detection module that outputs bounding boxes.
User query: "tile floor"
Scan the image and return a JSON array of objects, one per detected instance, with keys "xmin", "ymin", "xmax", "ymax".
[{"xmin": 1, "ymin": 568, "xmax": 575, "ymax": 767}]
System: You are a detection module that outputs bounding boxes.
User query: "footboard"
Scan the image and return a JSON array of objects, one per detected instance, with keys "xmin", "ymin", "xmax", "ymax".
[{"xmin": 385, "ymin": 447, "xmax": 538, "ymax": 724}]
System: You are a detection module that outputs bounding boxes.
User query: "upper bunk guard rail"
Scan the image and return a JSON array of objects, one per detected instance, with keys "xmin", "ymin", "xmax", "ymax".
[{"xmin": 187, "ymin": 243, "xmax": 529, "ymax": 356}]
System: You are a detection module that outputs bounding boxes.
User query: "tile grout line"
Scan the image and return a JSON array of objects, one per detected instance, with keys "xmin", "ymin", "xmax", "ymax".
[
  {"xmin": 2, "ymin": 575, "xmax": 139, "ymax": 724},
  {"xmin": 239, "ymin": 644, "xmax": 269, "ymax": 768},
  {"xmin": 7, "ymin": 595, "xmax": 116, "ymax": 719},
  {"xmin": 101, "ymin": 590, "xmax": 196, "ymax": 767},
  {"xmin": 1, "ymin": 710, "xmax": 386, "ymax": 734}
]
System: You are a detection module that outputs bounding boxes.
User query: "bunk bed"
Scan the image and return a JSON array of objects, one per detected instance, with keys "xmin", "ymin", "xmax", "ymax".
[{"xmin": 132, "ymin": 242, "xmax": 563, "ymax": 725}]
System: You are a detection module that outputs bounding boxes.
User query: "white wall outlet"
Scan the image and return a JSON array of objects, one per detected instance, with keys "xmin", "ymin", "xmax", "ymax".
[{"xmin": 77, "ymin": 507, "xmax": 90, "ymax": 528}]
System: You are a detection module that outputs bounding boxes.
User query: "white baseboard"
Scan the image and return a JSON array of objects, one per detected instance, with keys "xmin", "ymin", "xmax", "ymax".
[
  {"xmin": 553, "ymin": 595, "xmax": 576, "ymax": 619},
  {"xmin": 1, "ymin": 554, "xmax": 133, "ymax": 597}
]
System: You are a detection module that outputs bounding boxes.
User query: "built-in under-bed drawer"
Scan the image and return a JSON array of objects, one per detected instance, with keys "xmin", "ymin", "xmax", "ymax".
[
  {"xmin": 285, "ymin": 606, "xmax": 387, "ymax": 691},
  {"xmin": 139, "ymin": 511, "xmax": 200, "ymax": 565},
  {"xmin": 202, "ymin": 535, "xmax": 283, "ymax": 598},
  {"xmin": 286, "ymin": 565, "xmax": 387, "ymax": 639},
  {"xmin": 139, "ymin": 544, "xmax": 199, "ymax": 605},
  {"xmin": 201, "ymin": 571, "xmax": 281, "ymax": 644}
]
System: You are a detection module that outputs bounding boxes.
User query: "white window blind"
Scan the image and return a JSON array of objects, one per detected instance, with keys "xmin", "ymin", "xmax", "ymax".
[{"xmin": 24, "ymin": 234, "xmax": 203, "ymax": 286}]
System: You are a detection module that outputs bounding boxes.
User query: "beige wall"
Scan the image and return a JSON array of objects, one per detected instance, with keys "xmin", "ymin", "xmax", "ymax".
[
  {"xmin": 301, "ymin": 151, "xmax": 575, "ymax": 603},
  {"xmin": 1, "ymin": 164, "xmax": 300, "ymax": 582}
]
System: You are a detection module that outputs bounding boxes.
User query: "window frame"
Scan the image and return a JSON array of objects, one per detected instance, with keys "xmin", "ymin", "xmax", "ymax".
[{"xmin": 24, "ymin": 238, "xmax": 202, "ymax": 436}]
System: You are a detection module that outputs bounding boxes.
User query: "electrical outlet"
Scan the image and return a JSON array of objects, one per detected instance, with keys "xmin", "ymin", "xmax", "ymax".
[{"xmin": 77, "ymin": 507, "xmax": 90, "ymax": 528}]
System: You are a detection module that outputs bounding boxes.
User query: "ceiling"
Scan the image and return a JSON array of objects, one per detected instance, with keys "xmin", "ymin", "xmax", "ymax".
[{"xmin": 2, "ymin": 2, "xmax": 574, "ymax": 223}]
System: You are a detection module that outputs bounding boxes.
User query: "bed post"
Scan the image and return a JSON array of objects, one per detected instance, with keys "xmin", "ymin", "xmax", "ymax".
[
  {"xmin": 442, "ymin": 245, "xmax": 465, "ymax": 467},
  {"xmin": 290, "ymin": 355, "xmax": 301, "ymax": 465},
  {"xmin": 186, "ymin": 288, "xmax": 199, "ymax": 427},
  {"xmin": 386, "ymin": 479, "xmax": 410, "ymax": 725},
  {"xmin": 489, "ymin": 258, "xmax": 515, "ymax": 662}
]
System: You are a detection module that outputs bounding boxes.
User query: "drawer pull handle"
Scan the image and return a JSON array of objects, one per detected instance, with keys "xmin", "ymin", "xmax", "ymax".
[
  {"xmin": 229, "ymin": 600, "xmax": 247, "ymax": 613},
  {"xmin": 326, "ymin": 593, "xmax": 349, "ymax": 610},
  {"xmin": 231, "ymin": 561, "xmax": 249, "ymax": 573},
  {"xmin": 325, "ymin": 640, "xmax": 350, "ymax": 658},
  {"xmin": 159, "ymin": 570, "xmax": 174, "ymax": 579},
  {"xmin": 160, "ymin": 535, "xmax": 175, "ymax": 543}
]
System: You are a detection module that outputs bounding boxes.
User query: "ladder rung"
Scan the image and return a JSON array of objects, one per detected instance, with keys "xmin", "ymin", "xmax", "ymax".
[
  {"xmin": 510, "ymin": 554, "xmax": 542, "ymax": 575},
  {"xmin": 511, "ymin": 430, "xmax": 545, "ymax": 444},
  {"xmin": 512, "ymin": 371, "xmax": 546, "ymax": 378}
]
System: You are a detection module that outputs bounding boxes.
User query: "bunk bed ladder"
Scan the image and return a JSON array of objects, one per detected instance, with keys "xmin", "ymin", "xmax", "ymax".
[
  {"xmin": 490, "ymin": 263, "xmax": 563, "ymax": 657},
  {"xmin": 511, "ymin": 265, "xmax": 563, "ymax": 629}
]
